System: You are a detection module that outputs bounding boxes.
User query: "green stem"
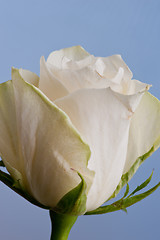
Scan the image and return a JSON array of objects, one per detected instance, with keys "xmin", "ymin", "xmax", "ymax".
[{"xmin": 49, "ymin": 210, "xmax": 78, "ymax": 240}]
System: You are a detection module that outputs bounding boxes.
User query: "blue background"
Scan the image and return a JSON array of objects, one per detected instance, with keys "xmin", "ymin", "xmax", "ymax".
[{"xmin": 0, "ymin": 0, "xmax": 160, "ymax": 239}]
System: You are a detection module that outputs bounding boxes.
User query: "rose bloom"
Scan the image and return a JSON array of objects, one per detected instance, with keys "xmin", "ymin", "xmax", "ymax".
[{"xmin": 0, "ymin": 46, "xmax": 160, "ymax": 214}]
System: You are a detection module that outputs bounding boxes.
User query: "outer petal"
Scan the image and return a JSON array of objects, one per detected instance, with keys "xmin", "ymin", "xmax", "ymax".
[
  {"xmin": 19, "ymin": 68, "xmax": 39, "ymax": 87},
  {"xmin": 123, "ymin": 92, "xmax": 160, "ymax": 173},
  {"xmin": 0, "ymin": 81, "xmax": 25, "ymax": 186},
  {"xmin": 55, "ymin": 88, "xmax": 144, "ymax": 211},
  {"xmin": 39, "ymin": 56, "xmax": 69, "ymax": 101},
  {"xmin": 0, "ymin": 68, "xmax": 94, "ymax": 208},
  {"xmin": 47, "ymin": 45, "xmax": 90, "ymax": 68}
]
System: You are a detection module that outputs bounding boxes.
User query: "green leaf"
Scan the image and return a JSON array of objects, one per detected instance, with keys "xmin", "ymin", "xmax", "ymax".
[
  {"xmin": 85, "ymin": 180, "xmax": 160, "ymax": 215},
  {"xmin": 54, "ymin": 173, "xmax": 87, "ymax": 215}
]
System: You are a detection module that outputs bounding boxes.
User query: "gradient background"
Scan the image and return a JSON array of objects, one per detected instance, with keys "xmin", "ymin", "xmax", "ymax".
[{"xmin": 0, "ymin": 0, "xmax": 160, "ymax": 239}]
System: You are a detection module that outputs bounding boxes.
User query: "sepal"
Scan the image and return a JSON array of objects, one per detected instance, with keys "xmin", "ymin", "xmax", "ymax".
[
  {"xmin": 127, "ymin": 171, "xmax": 153, "ymax": 198},
  {"xmin": 108, "ymin": 146, "xmax": 154, "ymax": 201},
  {"xmin": 86, "ymin": 172, "xmax": 159, "ymax": 215},
  {"xmin": 54, "ymin": 173, "xmax": 87, "ymax": 215}
]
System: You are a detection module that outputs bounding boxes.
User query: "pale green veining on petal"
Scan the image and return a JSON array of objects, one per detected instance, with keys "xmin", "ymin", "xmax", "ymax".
[
  {"xmin": 0, "ymin": 68, "xmax": 94, "ymax": 210},
  {"xmin": 19, "ymin": 68, "xmax": 39, "ymax": 87},
  {"xmin": 13, "ymin": 67, "xmax": 94, "ymax": 177},
  {"xmin": 13, "ymin": 67, "xmax": 94, "ymax": 206},
  {"xmin": 12, "ymin": 67, "xmax": 92, "ymax": 167}
]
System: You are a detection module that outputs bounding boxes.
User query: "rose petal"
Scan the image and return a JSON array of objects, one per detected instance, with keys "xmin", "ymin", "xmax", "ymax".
[
  {"xmin": 123, "ymin": 79, "xmax": 151, "ymax": 95},
  {"xmin": 47, "ymin": 45, "xmax": 90, "ymax": 69},
  {"xmin": 45, "ymin": 47, "xmax": 138, "ymax": 97},
  {"xmin": 0, "ymin": 68, "xmax": 94, "ymax": 208},
  {"xmin": 55, "ymin": 88, "xmax": 144, "ymax": 211},
  {"xmin": 46, "ymin": 63, "xmax": 105, "ymax": 93},
  {"xmin": 97, "ymin": 55, "xmax": 133, "ymax": 81},
  {"xmin": 44, "ymin": 62, "xmax": 130, "ymax": 94},
  {"xmin": 19, "ymin": 68, "xmax": 39, "ymax": 87},
  {"xmin": 39, "ymin": 56, "xmax": 69, "ymax": 101},
  {"xmin": 123, "ymin": 92, "xmax": 160, "ymax": 173},
  {"xmin": 0, "ymin": 80, "xmax": 23, "ymax": 179}
]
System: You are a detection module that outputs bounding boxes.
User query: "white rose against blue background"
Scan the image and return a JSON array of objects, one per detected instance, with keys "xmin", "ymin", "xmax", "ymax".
[
  {"xmin": 1, "ymin": 1, "xmax": 160, "ymax": 239},
  {"xmin": 0, "ymin": 46, "xmax": 160, "ymax": 219}
]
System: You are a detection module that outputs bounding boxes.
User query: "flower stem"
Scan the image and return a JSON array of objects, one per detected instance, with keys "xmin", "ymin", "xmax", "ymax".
[{"xmin": 49, "ymin": 210, "xmax": 78, "ymax": 240}]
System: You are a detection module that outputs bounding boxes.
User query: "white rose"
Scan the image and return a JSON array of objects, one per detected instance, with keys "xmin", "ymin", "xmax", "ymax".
[{"xmin": 0, "ymin": 46, "xmax": 160, "ymax": 214}]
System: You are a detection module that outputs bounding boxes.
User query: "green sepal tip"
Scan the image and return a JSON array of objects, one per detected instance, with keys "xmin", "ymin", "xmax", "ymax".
[
  {"xmin": 86, "ymin": 172, "xmax": 159, "ymax": 215},
  {"xmin": 54, "ymin": 173, "xmax": 87, "ymax": 216},
  {"xmin": 108, "ymin": 145, "xmax": 155, "ymax": 203}
]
